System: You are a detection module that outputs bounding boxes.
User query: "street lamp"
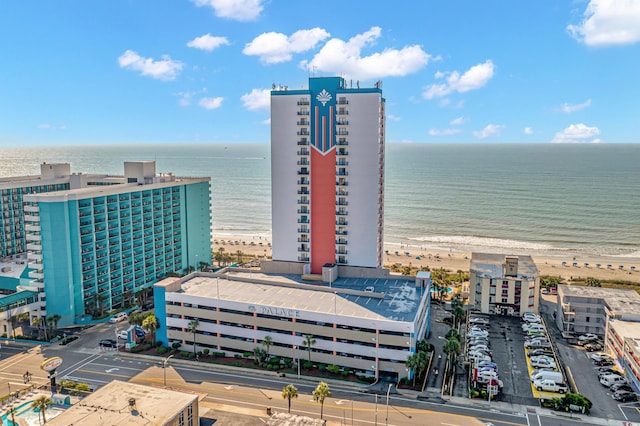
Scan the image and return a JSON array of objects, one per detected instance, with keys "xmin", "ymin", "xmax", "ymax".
[
  {"xmin": 163, "ymin": 354, "xmax": 174, "ymax": 386},
  {"xmin": 385, "ymin": 383, "xmax": 392, "ymax": 425},
  {"xmin": 293, "ymin": 345, "xmax": 301, "ymax": 379}
]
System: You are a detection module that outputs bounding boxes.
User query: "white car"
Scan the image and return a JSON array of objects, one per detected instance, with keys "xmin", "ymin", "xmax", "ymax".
[
  {"xmin": 108, "ymin": 312, "xmax": 128, "ymax": 324},
  {"xmin": 470, "ymin": 318, "xmax": 490, "ymax": 326},
  {"xmin": 578, "ymin": 333, "xmax": 598, "ymax": 342},
  {"xmin": 468, "ymin": 330, "xmax": 489, "ymax": 338},
  {"xmin": 522, "ymin": 312, "xmax": 541, "ymax": 321},
  {"xmin": 117, "ymin": 330, "xmax": 128, "ymax": 340},
  {"xmin": 530, "ymin": 357, "xmax": 557, "ymax": 368},
  {"xmin": 530, "ymin": 355, "xmax": 555, "ymax": 364},
  {"xmin": 591, "ymin": 352, "xmax": 613, "ymax": 362}
]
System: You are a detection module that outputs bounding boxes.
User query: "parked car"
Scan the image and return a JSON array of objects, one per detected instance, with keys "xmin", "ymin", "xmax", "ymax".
[
  {"xmin": 522, "ymin": 312, "xmax": 541, "ymax": 323},
  {"xmin": 584, "ymin": 342, "xmax": 603, "ymax": 352},
  {"xmin": 533, "ymin": 379, "xmax": 569, "ymax": 394},
  {"xmin": 531, "ymin": 368, "xmax": 558, "ymax": 376},
  {"xmin": 598, "ymin": 369, "xmax": 623, "ymax": 379},
  {"xmin": 610, "ymin": 383, "xmax": 634, "ymax": 393},
  {"xmin": 108, "ymin": 312, "xmax": 128, "ymax": 324},
  {"xmin": 469, "ymin": 344, "xmax": 490, "ymax": 352},
  {"xmin": 531, "ymin": 357, "xmax": 557, "ymax": 369},
  {"xmin": 591, "ymin": 352, "xmax": 613, "ymax": 362},
  {"xmin": 531, "ymin": 371, "xmax": 563, "ymax": 384},
  {"xmin": 530, "ymin": 355, "xmax": 556, "ymax": 364},
  {"xmin": 613, "ymin": 391, "xmax": 637, "ymax": 402},
  {"xmin": 468, "ymin": 330, "xmax": 489, "ymax": 338},
  {"xmin": 594, "ymin": 359, "xmax": 614, "ymax": 367},
  {"xmin": 528, "ymin": 349, "xmax": 554, "ymax": 357},
  {"xmin": 469, "ymin": 317, "xmax": 490, "ymax": 326},
  {"xmin": 578, "ymin": 333, "xmax": 599, "ymax": 343},
  {"xmin": 100, "ymin": 339, "xmax": 118, "ymax": 348},
  {"xmin": 477, "ymin": 361, "xmax": 498, "ymax": 370},
  {"xmin": 525, "ymin": 340, "xmax": 551, "ymax": 349},
  {"xmin": 117, "ymin": 330, "xmax": 128, "ymax": 340},
  {"xmin": 600, "ymin": 374, "xmax": 628, "ymax": 387}
]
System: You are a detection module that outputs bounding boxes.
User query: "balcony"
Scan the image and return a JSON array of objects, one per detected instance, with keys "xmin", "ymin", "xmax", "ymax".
[
  {"xmin": 335, "ymin": 230, "xmax": 348, "ymax": 235},
  {"xmin": 297, "ymin": 159, "xmax": 309, "ymax": 166},
  {"xmin": 297, "ymin": 140, "xmax": 309, "ymax": 146},
  {"xmin": 297, "ymin": 179, "xmax": 310, "ymax": 185},
  {"xmin": 298, "ymin": 189, "xmax": 309, "ymax": 195},
  {"xmin": 336, "ymin": 150, "xmax": 348, "ymax": 156},
  {"xmin": 298, "ymin": 170, "xmax": 310, "ymax": 175},
  {"xmin": 337, "ymin": 99, "xmax": 349, "ymax": 105},
  {"xmin": 297, "ymin": 130, "xmax": 310, "ymax": 136},
  {"xmin": 336, "ymin": 211, "xmax": 348, "ymax": 216},
  {"xmin": 297, "ymin": 100, "xmax": 310, "ymax": 106},
  {"xmin": 337, "ymin": 110, "xmax": 349, "ymax": 116},
  {"xmin": 297, "ymin": 110, "xmax": 310, "ymax": 116},
  {"xmin": 336, "ymin": 239, "xmax": 347, "ymax": 245},
  {"xmin": 336, "ymin": 139, "xmax": 348, "ymax": 146},
  {"xmin": 336, "ymin": 258, "xmax": 348, "ymax": 265},
  {"xmin": 297, "ymin": 209, "xmax": 309, "ymax": 214},
  {"xmin": 297, "ymin": 120, "xmax": 310, "ymax": 126},
  {"xmin": 336, "ymin": 181, "xmax": 348, "ymax": 186},
  {"xmin": 336, "ymin": 221, "xmax": 348, "ymax": 226},
  {"xmin": 336, "ymin": 201, "xmax": 348, "ymax": 206},
  {"xmin": 298, "ymin": 256, "xmax": 310, "ymax": 262},
  {"xmin": 337, "ymin": 130, "xmax": 349, "ymax": 136},
  {"xmin": 297, "ymin": 228, "xmax": 309, "ymax": 233},
  {"xmin": 298, "ymin": 218, "xmax": 309, "ymax": 223},
  {"xmin": 297, "ymin": 238, "xmax": 310, "ymax": 242},
  {"xmin": 297, "ymin": 150, "xmax": 310, "ymax": 156},
  {"xmin": 336, "ymin": 250, "xmax": 348, "ymax": 255},
  {"xmin": 297, "ymin": 200, "xmax": 309, "ymax": 205},
  {"xmin": 298, "ymin": 247, "xmax": 310, "ymax": 252}
]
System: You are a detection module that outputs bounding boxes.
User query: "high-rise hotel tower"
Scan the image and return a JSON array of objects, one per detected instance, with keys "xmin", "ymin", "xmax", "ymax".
[{"xmin": 271, "ymin": 77, "xmax": 385, "ymax": 274}]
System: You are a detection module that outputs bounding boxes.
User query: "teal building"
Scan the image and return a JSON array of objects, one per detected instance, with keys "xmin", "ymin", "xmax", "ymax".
[{"xmin": 23, "ymin": 161, "xmax": 211, "ymax": 326}]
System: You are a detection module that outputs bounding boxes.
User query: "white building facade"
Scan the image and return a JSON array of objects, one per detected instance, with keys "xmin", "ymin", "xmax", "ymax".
[{"xmin": 271, "ymin": 77, "xmax": 385, "ymax": 274}]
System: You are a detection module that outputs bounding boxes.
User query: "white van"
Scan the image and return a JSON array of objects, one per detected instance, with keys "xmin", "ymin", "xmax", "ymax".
[
  {"xmin": 600, "ymin": 374, "xmax": 628, "ymax": 388},
  {"xmin": 533, "ymin": 379, "xmax": 569, "ymax": 393},
  {"xmin": 531, "ymin": 371, "xmax": 563, "ymax": 384}
]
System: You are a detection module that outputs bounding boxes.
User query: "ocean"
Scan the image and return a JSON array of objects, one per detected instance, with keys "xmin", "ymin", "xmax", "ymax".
[{"xmin": 1, "ymin": 143, "xmax": 638, "ymax": 259}]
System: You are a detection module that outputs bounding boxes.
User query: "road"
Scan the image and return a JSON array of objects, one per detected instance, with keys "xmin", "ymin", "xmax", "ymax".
[{"xmin": 1, "ymin": 321, "xmax": 632, "ymax": 425}]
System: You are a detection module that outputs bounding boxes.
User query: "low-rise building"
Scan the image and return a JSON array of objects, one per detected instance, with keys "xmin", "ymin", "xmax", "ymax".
[
  {"xmin": 47, "ymin": 380, "xmax": 199, "ymax": 425},
  {"xmin": 154, "ymin": 268, "xmax": 431, "ymax": 381},
  {"xmin": 555, "ymin": 285, "xmax": 640, "ymax": 337},
  {"xmin": 606, "ymin": 319, "xmax": 640, "ymax": 392},
  {"xmin": 469, "ymin": 253, "xmax": 540, "ymax": 316}
]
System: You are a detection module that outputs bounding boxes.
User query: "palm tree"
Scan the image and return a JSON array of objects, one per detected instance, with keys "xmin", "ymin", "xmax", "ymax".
[
  {"xmin": 303, "ymin": 334, "xmax": 316, "ymax": 362},
  {"xmin": 187, "ymin": 319, "xmax": 200, "ymax": 354},
  {"xmin": 51, "ymin": 314, "xmax": 62, "ymax": 332},
  {"xmin": 282, "ymin": 384, "xmax": 298, "ymax": 413},
  {"xmin": 9, "ymin": 315, "xmax": 18, "ymax": 339},
  {"xmin": 261, "ymin": 335, "xmax": 273, "ymax": 357},
  {"xmin": 312, "ymin": 381, "xmax": 332, "ymax": 420},
  {"xmin": 142, "ymin": 314, "xmax": 159, "ymax": 343},
  {"xmin": 215, "ymin": 247, "xmax": 225, "ymax": 267},
  {"xmin": 32, "ymin": 395, "xmax": 52, "ymax": 423},
  {"xmin": 451, "ymin": 299, "xmax": 465, "ymax": 327},
  {"xmin": 443, "ymin": 337, "xmax": 461, "ymax": 367},
  {"xmin": 405, "ymin": 353, "xmax": 420, "ymax": 387},
  {"xmin": 236, "ymin": 250, "xmax": 244, "ymax": 264},
  {"xmin": 6, "ymin": 406, "xmax": 17, "ymax": 425},
  {"xmin": 415, "ymin": 351, "xmax": 430, "ymax": 383},
  {"xmin": 585, "ymin": 277, "xmax": 601, "ymax": 287},
  {"xmin": 445, "ymin": 328, "xmax": 461, "ymax": 342}
]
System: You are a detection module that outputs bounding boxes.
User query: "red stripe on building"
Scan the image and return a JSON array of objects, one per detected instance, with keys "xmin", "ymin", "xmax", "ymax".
[{"xmin": 310, "ymin": 148, "xmax": 336, "ymax": 274}]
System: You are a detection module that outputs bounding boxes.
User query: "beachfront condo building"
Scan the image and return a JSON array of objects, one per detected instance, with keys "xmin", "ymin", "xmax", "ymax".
[
  {"xmin": 469, "ymin": 253, "xmax": 541, "ymax": 316},
  {"xmin": 0, "ymin": 161, "xmax": 211, "ymax": 328},
  {"xmin": 270, "ymin": 77, "xmax": 385, "ymax": 274}
]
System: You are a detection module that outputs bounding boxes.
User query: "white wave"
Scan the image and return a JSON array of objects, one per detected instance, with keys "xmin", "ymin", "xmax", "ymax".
[{"xmin": 409, "ymin": 235, "xmax": 560, "ymax": 251}]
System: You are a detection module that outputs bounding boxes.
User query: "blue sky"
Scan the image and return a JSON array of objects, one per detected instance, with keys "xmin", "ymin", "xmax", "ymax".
[{"xmin": 1, "ymin": 0, "xmax": 639, "ymax": 145}]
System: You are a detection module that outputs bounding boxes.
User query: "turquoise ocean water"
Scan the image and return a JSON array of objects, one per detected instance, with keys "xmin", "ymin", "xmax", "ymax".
[{"xmin": 0, "ymin": 143, "xmax": 638, "ymax": 259}]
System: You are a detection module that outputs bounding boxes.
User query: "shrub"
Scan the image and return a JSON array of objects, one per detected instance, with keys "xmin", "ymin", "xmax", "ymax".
[
  {"xmin": 269, "ymin": 357, "xmax": 281, "ymax": 365},
  {"xmin": 155, "ymin": 340, "xmax": 163, "ymax": 347},
  {"xmin": 243, "ymin": 352, "xmax": 252, "ymax": 358},
  {"xmin": 180, "ymin": 351, "xmax": 189, "ymax": 357},
  {"xmin": 327, "ymin": 365, "xmax": 341, "ymax": 374},
  {"xmin": 172, "ymin": 342, "xmax": 182, "ymax": 349},
  {"xmin": 130, "ymin": 345, "xmax": 144, "ymax": 353},
  {"xmin": 213, "ymin": 351, "xmax": 225, "ymax": 357},
  {"xmin": 341, "ymin": 370, "xmax": 348, "ymax": 377},
  {"xmin": 303, "ymin": 361, "xmax": 313, "ymax": 369},
  {"xmin": 317, "ymin": 363, "xmax": 326, "ymax": 371},
  {"xmin": 156, "ymin": 346, "xmax": 168, "ymax": 355},
  {"xmin": 203, "ymin": 349, "xmax": 210, "ymax": 356},
  {"xmin": 234, "ymin": 354, "xmax": 242, "ymax": 359}
]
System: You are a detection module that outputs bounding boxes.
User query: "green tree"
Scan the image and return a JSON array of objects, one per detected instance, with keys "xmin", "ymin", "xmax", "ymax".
[
  {"xmin": 303, "ymin": 334, "xmax": 316, "ymax": 362},
  {"xmin": 51, "ymin": 314, "xmax": 62, "ymax": 331},
  {"xmin": 31, "ymin": 395, "xmax": 52, "ymax": 423},
  {"xmin": 253, "ymin": 347, "xmax": 267, "ymax": 366},
  {"xmin": 187, "ymin": 319, "xmax": 200, "ymax": 354},
  {"xmin": 415, "ymin": 351, "xmax": 430, "ymax": 382},
  {"xmin": 416, "ymin": 339, "xmax": 433, "ymax": 353},
  {"xmin": 451, "ymin": 300, "xmax": 465, "ymax": 327},
  {"xmin": 443, "ymin": 336, "xmax": 461, "ymax": 368},
  {"xmin": 405, "ymin": 353, "xmax": 420, "ymax": 387},
  {"xmin": 282, "ymin": 384, "xmax": 298, "ymax": 414},
  {"xmin": 142, "ymin": 314, "xmax": 159, "ymax": 342},
  {"xmin": 261, "ymin": 335, "xmax": 273, "ymax": 357},
  {"xmin": 445, "ymin": 328, "xmax": 461, "ymax": 342},
  {"xmin": 312, "ymin": 381, "xmax": 332, "ymax": 420},
  {"xmin": 9, "ymin": 315, "xmax": 18, "ymax": 339}
]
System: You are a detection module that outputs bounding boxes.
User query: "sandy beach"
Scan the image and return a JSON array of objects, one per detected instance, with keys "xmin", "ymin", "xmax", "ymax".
[{"xmin": 213, "ymin": 236, "xmax": 640, "ymax": 284}]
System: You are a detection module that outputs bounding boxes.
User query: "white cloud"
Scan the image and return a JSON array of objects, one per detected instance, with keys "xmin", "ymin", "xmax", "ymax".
[
  {"xmin": 450, "ymin": 116, "xmax": 466, "ymax": 125},
  {"xmin": 386, "ymin": 114, "xmax": 401, "ymax": 122},
  {"xmin": 524, "ymin": 127, "xmax": 534, "ymax": 135},
  {"xmin": 472, "ymin": 124, "xmax": 504, "ymax": 139},
  {"xmin": 191, "ymin": 0, "xmax": 263, "ymax": 21},
  {"xmin": 243, "ymin": 28, "xmax": 330, "ymax": 64},
  {"xmin": 187, "ymin": 34, "xmax": 230, "ymax": 52},
  {"xmin": 300, "ymin": 26, "xmax": 431, "ymax": 80},
  {"xmin": 552, "ymin": 123, "xmax": 601, "ymax": 143},
  {"xmin": 559, "ymin": 99, "xmax": 592, "ymax": 113},
  {"xmin": 241, "ymin": 88, "xmax": 270, "ymax": 111},
  {"xmin": 423, "ymin": 60, "xmax": 495, "ymax": 99},
  {"xmin": 262, "ymin": 118, "xmax": 271, "ymax": 125},
  {"xmin": 38, "ymin": 124, "xmax": 66, "ymax": 130},
  {"xmin": 568, "ymin": 0, "xmax": 640, "ymax": 46},
  {"xmin": 118, "ymin": 50, "xmax": 183, "ymax": 81},
  {"xmin": 198, "ymin": 97, "xmax": 224, "ymax": 110},
  {"xmin": 428, "ymin": 128, "xmax": 462, "ymax": 136}
]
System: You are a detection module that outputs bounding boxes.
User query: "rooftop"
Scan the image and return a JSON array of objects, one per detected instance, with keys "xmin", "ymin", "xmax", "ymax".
[
  {"xmin": 47, "ymin": 380, "xmax": 198, "ymax": 426},
  {"xmin": 558, "ymin": 285, "xmax": 640, "ymax": 318},
  {"xmin": 470, "ymin": 252, "xmax": 539, "ymax": 280},
  {"xmin": 165, "ymin": 270, "xmax": 426, "ymax": 323}
]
